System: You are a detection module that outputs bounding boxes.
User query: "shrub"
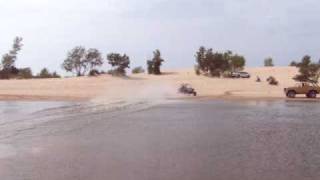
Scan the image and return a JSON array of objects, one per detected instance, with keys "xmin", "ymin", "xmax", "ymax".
[
  {"xmin": 107, "ymin": 69, "xmax": 124, "ymax": 76},
  {"xmin": 267, "ymin": 76, "xmax": 278, "ymax": 86},
  {"xmin": 132, "ymin": 66, "xmax": 145, "ymax": 74},
  {"xmin": 36, "ymin": 68, "xmax": 61, "ymax": 79},
  {"xmin": 18, "ymin": 68, "xmax": 33, "ymax": 79},
  {"xmin": 89, "ymin": 69, "xmax": 100, "ymax": 76},
  {"xmin": 194, "ymin": 65, "xmax": 201, "ymax": 76},
  {"xmin": 52, "ymin": 72, "xmax": 61, "ymax": 78}
]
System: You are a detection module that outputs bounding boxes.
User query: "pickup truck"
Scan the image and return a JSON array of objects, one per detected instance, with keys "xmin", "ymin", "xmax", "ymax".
[{"xmin": 284, "ymin": 82, "xmax": 320, "ymax": 98}]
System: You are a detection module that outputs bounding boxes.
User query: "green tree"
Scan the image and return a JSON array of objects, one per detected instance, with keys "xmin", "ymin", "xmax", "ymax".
[
  {"xmin": 264, "ymin": 57, "xmax": 274, "ymax": 67},
  {"xmin": 1, "ymin": 37, "xmax": 23, "ymax": 70},
  {"xmin": 152, "ymin": 50, "xmax": 164, "ymax": 75},
  {"xmin": 290, "ymin": 61, "xmax": 298, "ymax": 66},
  {"xmin": 195, "ymin": 47, "xmax": 246, "ymax": 77},
  {"xmin": 107, "ymin": 53, "xmax": 130, "ymax": 75},
  {"xmin": 195, "ymin": 46, "xmax": 208, "ymax": 73},
  {"xmin": 293, "ymin": 55, "xmax": 320, "ymax": 83},
  {"xmin": 147, "ymin": 60, "xmax": 154, "ymax": 74},
  {"xmin": 18, "ymin": 68, "xmax": 33, "ymax": 79},
  {"xmin": 230, "ymin": 54, "xmax": 246, "ymax": 71},
  {"xmin": 52, "ymin": 71, "xmax": 61, "ymax": 78},
  {"xmin": 39, "ymin": 68, "xmax": 51, "ymax": 78},
  {"xmin": 62, "ymin": 47, "xmax": 103, "ymax": 76},
  {"xmin": 146, "ymin": 50, "xmax": 165, "ymax": 75}
]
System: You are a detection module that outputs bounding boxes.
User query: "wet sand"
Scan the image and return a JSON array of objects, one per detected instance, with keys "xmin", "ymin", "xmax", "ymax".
[{"xmin": 1, "ymin": 100, "xmax": 320, "ymax": 180}]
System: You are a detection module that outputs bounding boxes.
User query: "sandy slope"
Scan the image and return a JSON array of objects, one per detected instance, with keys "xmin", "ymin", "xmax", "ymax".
[{"xmin": 0, "ymin": 67, "xmax": 299, "ymax": 102}]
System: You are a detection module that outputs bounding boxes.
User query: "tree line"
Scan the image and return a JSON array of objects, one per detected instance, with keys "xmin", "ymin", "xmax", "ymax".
[
  {"xmin": 61, "ymin": 47, "xmax": 165, "ymax": 76},
  {"xmin": 0, "ymin": 37, "xmax": 166, "ymax": 79},
  {"xmin": 1, "ymin": 36, "xmax": 320, "ymax": 83}
]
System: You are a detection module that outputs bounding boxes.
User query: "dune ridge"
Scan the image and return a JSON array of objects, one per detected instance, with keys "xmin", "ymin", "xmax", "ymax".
[{"xmin": 0, "ymin": 66, "xmax": 299, "ymax": 102}]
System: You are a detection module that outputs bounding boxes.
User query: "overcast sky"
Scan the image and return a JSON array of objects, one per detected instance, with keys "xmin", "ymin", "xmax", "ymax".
[{"xmin": 0, "ymin": 0, "xmax": 320, "ymax": 74}]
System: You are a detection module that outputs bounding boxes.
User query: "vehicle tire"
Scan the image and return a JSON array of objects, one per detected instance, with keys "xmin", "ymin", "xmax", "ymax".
[
  {"xmin": 193, "ymin": 92, "xmax": 197, "ymax": 96},
  {"xmin": 307, "ymin": 91, "xmax": 317, "ymax": 98},
  {"xmin": 287, "ymin": 90, "xmax": 296, "ymax": 98}
]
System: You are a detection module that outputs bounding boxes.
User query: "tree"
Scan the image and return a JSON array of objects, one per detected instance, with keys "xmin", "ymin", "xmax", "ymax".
[
  {"xmin": 52, "ymin": 71, "xmax": 61, "ymax": 78},
  {"xmin": 264, "ymin": 57, "xmax": 274, "ymax": 67},
  {"xmin": 290, "ymin": 61, "xmax": 298, "ymax": 66},
  {"xmin": 62, "ymin": 47, "xmax": 103, "ymax": 76},
  {"xmin": 86, "ymin": 48, "xmax": 103, "ymax": 70},
  {"xmin": 39, "ymin": 68, "xmax": 51, "ymax": 78},
  {"xmin": 107, "ymin": 53, "xmax": 130, "ymax": 75},
  {"xmin": 230, "ymin": 54, "xmax": 246, "ymax": 71},
  {"xmin": 36, "ymin": 68, "xmax": 61, "ymax": 78},
  {"xmin": 18, "ymin": 68, "xmax": 33, "ymax": 79},
  {"xmin": 146, "ymin": 50, "xmax": 165, "ymax": 75},
  {"xmin": 152, "ymin": 50, "xmax": 164, "ymax": 75},
  {"xmin": 195, "ymin": 47, "xmax": 246, "ymax": 77},
  {"xmin": 1, "ymin": 37, "xmax": 23, "ymax": 70},
  {"xmin": 147, "ymin": 60, "xmax": 154, "ymax": 74},
  {"xmin": 292, "ymin": 55, "xmax": 320, "ymax": 83}
]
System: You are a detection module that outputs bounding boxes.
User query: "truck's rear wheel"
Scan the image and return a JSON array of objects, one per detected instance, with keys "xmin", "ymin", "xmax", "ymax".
[
  {"xmin": 307, "ymin": 91, "xmax": 317, "ymax": 98},
  {"xmin": 287, "ymin": 91, "xmax": 296, "ymax": 98}
]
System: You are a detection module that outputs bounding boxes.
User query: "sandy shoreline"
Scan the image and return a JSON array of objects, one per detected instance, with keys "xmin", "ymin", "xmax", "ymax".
[{"xmin": 0, "ymin": 66, "xmax": 303, "ymax": 102}]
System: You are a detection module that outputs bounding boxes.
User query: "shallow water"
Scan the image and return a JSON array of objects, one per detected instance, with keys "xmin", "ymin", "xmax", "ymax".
[
  {"xmin": 1, "ymin": 99, "xmax": 320, "ymax": 180},
  {"xmin": 0, "ymin": 101, "xmax": 75, "ymax": 121}
]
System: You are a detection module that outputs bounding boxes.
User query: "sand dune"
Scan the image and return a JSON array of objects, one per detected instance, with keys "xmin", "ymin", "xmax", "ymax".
[{"xmin": 0, "ymin": 66, "xmax": 299, "ymax": 102}]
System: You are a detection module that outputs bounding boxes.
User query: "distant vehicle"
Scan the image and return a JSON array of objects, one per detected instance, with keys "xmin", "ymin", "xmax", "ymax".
[
  {"xmin": 231, "ymin": 72, "xmax": 250, "ymax": 78},
  {"xmin": 238, "ymin": 72, "xmax": 251, "ymax": 78},
  {"xmin": 284, "ymin": 82, "xmax": 320, "ymax": 98},
  {"xmin": 231, "ymin": 72, "xmax": 240, "ymax": 78},
  {"xmin": 179, "ymin": 84, "xmax": 197, "ymax": 96}
]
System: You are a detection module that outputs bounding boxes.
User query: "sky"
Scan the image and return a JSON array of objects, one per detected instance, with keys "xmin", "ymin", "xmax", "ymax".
[{"xmin": 0, "ymin": 0, "xmax": 320, "ymax": 74}]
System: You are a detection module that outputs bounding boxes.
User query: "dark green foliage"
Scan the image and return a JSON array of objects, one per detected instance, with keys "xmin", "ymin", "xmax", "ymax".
[
  {"xmin": 18, "ymin": 68, "xmax": 33, "ymax": 79},
  {"xmin": 230, "ymin": 55, "xmax": 246, "ymax": 71},
  {"xmin": 62, "ymin": 47, "xmax": 103, "ymax": 76},
  {"xmin": 39, "ymin": 68, "xmax": 50, "ymax": 78},
  {"xmin": 132, "ymin": 66, "xmax": 145, "ymax": 74},
  {"xmin": 52, "ymin": 72, "xmax": 61, "ymax": 78},
  {"xmin": 195, "ymin": 46, "xmax": 246, "ymax": 77},
  {"xmin": 1, "ymin": 37, "xmax": 23, "ymax": 70},
  {"xmin": 0, "ymin": 67, "xmax": 34, "ymax": 79},
  {"xmin": 267, "ymin": 76, "xmax": 279, "ymax": 85},
  {"xmin": 107, "ymin": 53, "xmax": 130, "ymax": 76},
  {"xmin": 89, "ymin": 69, "xmax": 100, "ymax": 76},
  {"xmin": 36, "ymin": 68, "xmax": 60, "ymax": 78},
  {"xmin": 264, "ymin": 57, "xmax": 274, "ymax": 67},
  {"xmin": 194, "ymin": 65, "xmax": 201, "ymax": 75},
  {"xmin": 0, "ymin": 37, "xmax": 24, "ymax": 79},
  {"xmin": 292, "ymin": 55, "xmax": 320, "ymax": 83},
  {"xmin": 147, "ymin": 60, "xmax": 154, "ymax": 74},
  {"xmin": 290, "ymin": 61, "xmax": 298, "ymax": 66},
  {"xmin": 146, "ymin": 50, "xmax": 165, "ymax": 75}
]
